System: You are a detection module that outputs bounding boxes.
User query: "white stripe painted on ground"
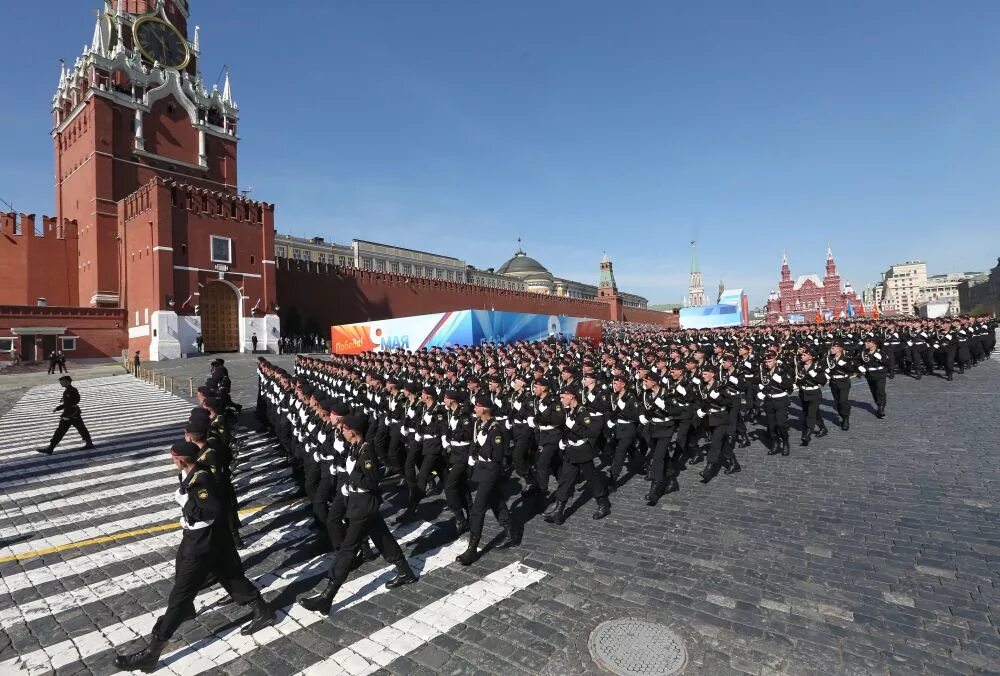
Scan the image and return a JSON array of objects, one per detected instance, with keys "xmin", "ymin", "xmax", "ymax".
[
  {"xmin": 0, "ymin": 463, "xmax": 174, "ymax": 505},
  {"xmin": 3, "ymin": 520, "xmax": 440, "ymax": 675},
  {"xmin": 296, "ymin": 562, "xmax": 547, "ymax": 676},
  {"xmin": 126, "ymin": 527, "xmax": 471, "ymax": 676},
  {"xmin": 0, "ymin": 500, "xmax": 309, "ymax": 596},
  {"xmin": 0, "ymin": 518, "xmax": 316, "ymax": 631},
  {"xmin": 0, "ymin": 462, "xmax": 289, "ymax": 539},
  {"xmin": 0, "ymin": 481, "xmax": 296, "ymax": 558}
]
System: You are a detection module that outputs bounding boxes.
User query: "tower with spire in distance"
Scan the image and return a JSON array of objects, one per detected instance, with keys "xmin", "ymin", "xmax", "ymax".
[
  {"xmin": 685, "ymin": 240, "xmax": 706, "ymax": 307},
  {"xmin": 598, "ymin": 251, "xmax": 618, "ymax": 298}
]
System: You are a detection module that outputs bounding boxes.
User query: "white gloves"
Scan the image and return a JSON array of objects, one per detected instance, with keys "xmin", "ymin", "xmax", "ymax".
[
  {"xmin": 772, "ymin": 374, "xmax": 782, "ymax": 383},
  {"xmin": 696, "ymin": 409, "xmax": 706, "ymax": 419},
  {"xmin": 527, "ymin": 416, "xmax": 536, "ymax": 428},
  {"xmin": 565, "ymin": 417, "xmax": 576, "ymax": 429},
  {"xmin": 558, "ymin": 440, "xmax": 567, "ymax": 450},
  {"xmin": 757, "ymin": 392, "xmax": 766, "ymax": 400},
  {"xmin": 467, "ymin": 455, "xmax": 476, "ymax": 467},
  {"xmin": 639, "ymin": 415, "xmax": 649, "ymax": 426}
]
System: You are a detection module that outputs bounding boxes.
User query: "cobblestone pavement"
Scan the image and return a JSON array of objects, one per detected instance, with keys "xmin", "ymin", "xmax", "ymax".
[{"xmin": 1, "ymin": 353, "xmax": 998, "ymax": 675}]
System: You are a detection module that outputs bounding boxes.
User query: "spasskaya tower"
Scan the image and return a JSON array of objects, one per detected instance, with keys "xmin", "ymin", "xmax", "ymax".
[{"xmin": 51, "ymin": 0, "xmax": 278, "ymax": 359}]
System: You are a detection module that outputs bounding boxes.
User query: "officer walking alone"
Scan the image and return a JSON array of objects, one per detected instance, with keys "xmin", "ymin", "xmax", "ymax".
[{"xmin": 36, "ymin": 375, "xmax": 94, "ymax": 455}]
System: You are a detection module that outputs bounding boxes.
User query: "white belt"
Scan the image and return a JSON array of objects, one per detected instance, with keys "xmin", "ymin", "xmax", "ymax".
[
  {"xmin": 495, "ymin": 416, "xmax": 508, "ymax": 421},
  {"xmin": 616, "ymin": 419, "xmax": 635, "ymax": 425},
  {"xmin": 801, "ymin": 386, "xmax": 820, "ymax": 391},
  {"xmin": 868, "ymin": 366, "xmax": 885, "ymax": 371},
  {"xmin": 347, "ymin": 486, "xmax": 369, "ymax": 494},
  {"xmin": 650, "ymin": 417, "xmax": 667, "ymax": 423},
  {"xmin": 769, "ymin": 393, "xmax": 788, "ymax": 399},
  {"xmin": 589, "ymin": 411, "xmax": 605, "ymax": 417},
  {"xmin": 539, "ymin": 425, "xmax": 556, "ymax": 431},
  {"xmin": 831, "ymin": 375, "xmax": 850, "ymax": 379},
  {"xmin": 707, "ymin": 408, "xmax": 725, "ymax": 414},
  {"xmin": 567, "ymin": 439, "xmax": 586, "ymax": 447},
  {"xmin": 450, "ymin": 440, "xmax": 471, "ymax": 447},
  {"xmin": 181, "ymin": 518, "xmax": 214, "ymax": 531}
]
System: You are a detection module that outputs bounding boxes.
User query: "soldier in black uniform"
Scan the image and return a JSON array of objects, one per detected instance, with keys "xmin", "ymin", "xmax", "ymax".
[
  {"xmin": 37, "ymin": 375, "xmax": 94, "ymax": 455},
  {"xmin": 825, "ymin": 341, "xmax": 854, "ymax": 430},
  {"xmin": 298, "ymin": 415, "xmax": 417, "ymax": 615},
  {"xmin": 531, "ymin": 378, "xmax": 565, "ymax": 504},
  {"xmin": 543, "ymin": 388, "xmax": 611, "ymax": 524},
  {"xmin": 694, "ymin": 367, "xmax": 735, "ymax": 483},
  {"xmin": 795, "ymin": 350, "xmax": 829, "ymax": 446},
  {"xmin": 507, "ymin": 373, "xmax": 537, "ymax": 497},
  {"xmin": 606, "ymin": 373, "xmax": 641, "ymax": 490},
  {"xmin": 455, "ymin": 396, "xmax": 516, "ymax": 565},
  {"xmin": 759, "ymin": 350, "xmax": 793, "ymax": 456},
  {"xmin": 441, "ymin": 389, "xmax": 474, "ymax": 534},
  {"xmin": 859, "ymin": 336, "xmax": 888, "ymax": 419},
  {"xmin": 114, "ymin": 441, "xmax": 276, "ymax": 671}
]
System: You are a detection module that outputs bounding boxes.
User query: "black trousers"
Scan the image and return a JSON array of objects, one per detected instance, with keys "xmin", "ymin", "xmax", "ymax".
[
  {"xmin": 829, "ymin": 379, "xmax": 851, "ymax": 419},
  {"xmin": 911, "ymin": 346, "xmax": 934, "ymax": 374},
  {"xmin": 325, "ymin": 487, "xmax": 348, "ymax": 550},
  {"xmin": 511, "ymin": 425, "xmax": 535, "ymax": 483},
  {"xmin": 468, "ymin": 473, "xmax": 510, "ymax": 537},
  {"xmin": 153, "ymin": 534, "xmax": 261, "ymax": 641},
  {"xmin": 535, "ymin": 441, "xmax": 561, "ymax": 493},
  {"xmin": 49, "ymin": 414, "xmax": 92, "ymax": 449},
  {"xmin": 555, "ymin": 458, "xmax": 607, "ymax": 503},
  {"xmin": 402, "ymin": 438, "xmax": 422, "ymax": 494},
  {"xmin": 416, "ymin": 452, "xmax": 444, "ymax": 494},
  {"xmin": 444, "ymin": 461, "xmax": 470, "ymax": 515},
  {"xmin": 312, "ymin": 465, "xmax": 336, "ymax": 531},
  {"xmin": 799, "ymin": 395, "xmax": 823, "ymax": 434},
  {"xmin": 705, "ymin": 424, "xmax": 728, "ymax": 464},
  {"xmin": 866, "ymin": 376, "xmax": 887, "ymax": 408},
  {"xmin": 609, "ymin": 423, "xmax": 638, "ymax": 478},
  {"xmin": 764, "ymin": 398, "xmax": 790, "ymax": 440},
  {"xmin": 648, "ymin": 427, "xmax": 676, "ymax": 483},
  {"xmin": 328, "ymin": 510, "xmax": 404, "ymax": 586}
]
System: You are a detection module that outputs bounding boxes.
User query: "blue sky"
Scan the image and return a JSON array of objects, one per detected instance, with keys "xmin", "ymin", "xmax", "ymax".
[{"xmin": 3, "ymin": 1, "xmax": 1000, "ymax": 305}]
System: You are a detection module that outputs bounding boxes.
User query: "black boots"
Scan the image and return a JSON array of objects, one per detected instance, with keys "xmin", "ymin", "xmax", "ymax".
[
  {"xmin": 35, "ymin": 447, "xmax": 54, "ymax": 455},
  {"xmin": 781, "ymin": 432, "xmax": 790, "ymax": 456},
  {"xmin": 83, "ymin": 441, "xmax": 95, "ymax": 450},
  {"xmin": 876, "ymin": 405, "xmax": 886, "ymax": 419},
  {"xmin": 800, "ymin": 430, "xmax": 811, "ymax": 447},
  {"xmin": 299, "ymin": 580, "xmax": 340, "ymax": 614},
  {"xmin": 115, "ymin": 635, "xmax": 167, "ymax": 673},
  {"xmin": 397, "ymin": 494, "xmax": 421, "ymax": 523},
  {"xmin": 723, "ymin": 457, "xmax": 741, "ymax": 475},
  {"xmin": 816, "ymin": 425, "xmax": 828, "ymax": 438},
  {"xmin": 592, "ymin": 497, "xmax": 611, "ymax": 520},
  {"xmin": 385, "ymin": 559, "xmax": 418, "ymax": 588},
  {"xmin": 453, "ymin": 509, "xmax": 469, "ymax": 536},
  {"xmin": 497, "ymin": 523, "xmax": 517, "ymax": 549},
  {"xmin": 645, "ymin": 482, "xmax": 664, "ymax": 506},
  {"xmin": 699, "ymin": 462, "xmax": 722, "ymax": 483},
  {"xmin": 456, "ymin": 535, "xmax": 480, "ymax": 566},
  {"xmin": 241, "ymin": 597, "xmax": 277, "ymax": 635},
  {"xmin": 841, "ymin": 416, "xmax": 850, "ymax": 431},
  {"xmin": 767, "ymin": 437, "xmax": 782, "ymax": 455},
  {"xmin": 543, "ymin": 500, "xmax": 567, "ymax": 525}
]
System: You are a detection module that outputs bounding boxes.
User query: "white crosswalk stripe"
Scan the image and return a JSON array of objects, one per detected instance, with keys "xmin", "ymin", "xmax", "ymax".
[
  {"xmin": 0, "ymin": 374, "xmax": 542, "ymax": 676},
  {"xmin": 0, "ymin": 500, "xmax": 308, "ymax": 596},
  {"xmin": 295, "ymin": 562, "xmax": 546, "ymax": 676},
  {"xmin": 4, "ymin": 521, "xmax": 440, "ymax": 674}
]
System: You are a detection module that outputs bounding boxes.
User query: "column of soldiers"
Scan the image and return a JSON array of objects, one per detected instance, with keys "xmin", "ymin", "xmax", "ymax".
[
  {"xmin": 113, "ymin": 315, "xmax": 995, "ymax": 669},
  {"xmin": 115, "ymin": 358, "xmax": 277, "ymax": 671}
]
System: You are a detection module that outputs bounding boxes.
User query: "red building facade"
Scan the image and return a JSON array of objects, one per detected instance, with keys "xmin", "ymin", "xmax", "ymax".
[
  {"xmin": 1, "ymin": 0, "xmax": 279, "ymax": 361},
  {"xmin": 764, "ymin": 249, "xmax": 862, "ymax": 324}
]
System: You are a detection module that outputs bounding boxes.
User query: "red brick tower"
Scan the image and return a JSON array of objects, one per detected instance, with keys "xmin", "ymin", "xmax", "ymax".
[
  {"xmin": 597, "ymin": 252, "xmax": 623, "ymax": 321},
  {"xmin": 51, "ymin": 0, "xmax": 277, "ymax": 359}
]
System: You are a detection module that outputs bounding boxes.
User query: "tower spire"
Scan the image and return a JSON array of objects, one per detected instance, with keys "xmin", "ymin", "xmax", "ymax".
[
  {"xmin": 221, "ymin": 67, "xmax": 234, "ymax": 105},
  {"xmin": 685, "ymin": 240, "xmax": 706, "ymax": 307}
]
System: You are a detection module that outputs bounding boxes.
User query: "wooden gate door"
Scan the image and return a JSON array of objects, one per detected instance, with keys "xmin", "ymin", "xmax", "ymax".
[{"xmin": 201, "ymin": 282, "xmax": 240, "ymax": 352}]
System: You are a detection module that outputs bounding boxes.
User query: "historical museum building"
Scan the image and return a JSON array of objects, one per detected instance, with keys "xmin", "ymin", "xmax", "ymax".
[{"xmin": 764, "ymin": 248, "xmax": 862, "ymax": 324}]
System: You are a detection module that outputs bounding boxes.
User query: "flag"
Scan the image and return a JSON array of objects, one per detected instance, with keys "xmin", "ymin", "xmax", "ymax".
[{"xmin": 846, "ymin": 299, "xmax": 855, "ymax": 318}]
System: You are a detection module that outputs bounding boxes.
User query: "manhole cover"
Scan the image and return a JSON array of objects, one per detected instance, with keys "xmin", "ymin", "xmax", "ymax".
[{"xmin": 588, "ymin": 618, "xmax": 688, "ymax": 675}]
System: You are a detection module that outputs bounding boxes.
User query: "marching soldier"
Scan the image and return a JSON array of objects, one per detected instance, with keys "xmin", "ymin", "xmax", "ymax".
[
  {"xmin": 858, "ymin": 336, "xmax": 888, "ymax": 419},
  {"xmin": 795, "ymin": 350, "xmax": 829, "ymax": 446},
  {"xmin": 825, "ymin": 341, "xmax": 854, "ymax": 430},
  {"xmin": 298, "ymin": 415, "xmax": 418, "ymax": 615},
  {"xmin": 455, "ymin": 396, "xmax": 516, "ymax": 565},
  {"xmin": 114, "ymin": 441, "xmax": 276, "ymax": 671},
  {"xmin": 543, "ymin": 388, "xmax": 612, "ymax": 524},
  {"xmin": 606, "ymin": 373, "xmax": 641, "ymax": 490},
  {"xmin": 759, "ymin": 350, "xmax": 793, "ymax": 456},
  {"xmin": 36, "ymin": 375, "xmax": 94, "ymax": 455},
  {"xmin": 693, "ymin": 367, "xmax": 735, "ymax": 483}
]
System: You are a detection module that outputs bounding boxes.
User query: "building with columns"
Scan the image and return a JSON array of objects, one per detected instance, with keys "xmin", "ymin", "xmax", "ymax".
[{"xmin": 764, "ymin": 248, "xmax": 861, "ymax": 323}]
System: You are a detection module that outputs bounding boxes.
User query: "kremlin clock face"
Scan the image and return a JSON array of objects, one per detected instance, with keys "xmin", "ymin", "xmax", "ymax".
[{"xmin": 133, "ymin": 17, "xmax": 190, "ymax": 69}]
